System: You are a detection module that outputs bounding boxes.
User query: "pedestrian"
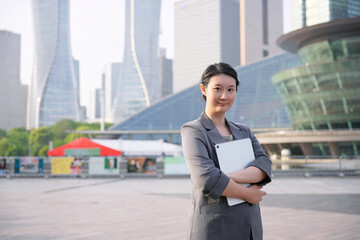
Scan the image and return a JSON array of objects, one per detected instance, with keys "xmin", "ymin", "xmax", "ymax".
[{"xmin": 181, "ymin": 62, "xmax": 272, "ymax": 240}]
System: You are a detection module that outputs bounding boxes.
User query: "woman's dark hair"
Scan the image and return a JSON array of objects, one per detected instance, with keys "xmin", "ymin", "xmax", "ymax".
[{"xmin": 200, "ymin": 62, "xmax": 239, "ymax": 100}]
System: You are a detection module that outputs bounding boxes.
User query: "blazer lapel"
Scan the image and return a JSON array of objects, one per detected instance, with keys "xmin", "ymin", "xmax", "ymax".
[
  {"xmin": 199, "ymin": 112, "xmax": 226, "ymax": 145},
  {"xmin": 226, "ymin": 119, "xmax": 248, "ymax": 140}
]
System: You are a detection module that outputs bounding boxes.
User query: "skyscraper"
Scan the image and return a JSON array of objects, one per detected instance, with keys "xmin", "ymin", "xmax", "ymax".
[
  {"xmin": 158, "ymin": 49, "xmax": 173, "ymax": 98},
  {"xmin": 112, "ymin": 0, "xmax": 161, "ymax": 123},
  {"xmin": 0, "ymin": 30, "xmax": 27, "ymax": 130},
  {"xmin": 27, "ymin": 0, "xmax": 80, "ymax": 129},
  {"xmin": 240, "ymin": 0, "xmax": 283, "ymax": 65},
  {"xmin": 173, "ymin": 0, "xmax": 240, "ymax": 93},
  {"xmin": 95, "ymin": 89, "xmax": 101, "ymax": 119},
  {"xmin": 173, "ymin": 0, "xmax": 284, "ymax": 93},
  {"xmin": 103, "ymin": 62, "xmax": 122, "ymax": 122},
  {"xmin": 292, "ymin": 0, "xmax": 360, "ymax": 30}
]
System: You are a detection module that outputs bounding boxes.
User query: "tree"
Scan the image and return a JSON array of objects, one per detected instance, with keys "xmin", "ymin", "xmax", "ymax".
[
  {"xmin": 1, "ymin": 118, "xmax": 114, "ymax": 156},
  {"xmin": 38, "ymin": 145, "xmax": 49, "ymax": 156},
  {"xmin": 0, "ymin": 138, "xmax": 10, "ymax": 156},
  {"xmin": 0, "ymin": 138, "xmax": 18, "ymax": 156},
  {"xmin": 64, "ymin": 133, "xmax": 85, "ymax": 143},
  {"xmin": 29, "ymin": 127, "xmax": 54, "ymax": 156},
  {"xmin": 30, "ymin": 127, "xmax": 53, "ymax": 146},
  {"xmin": 31, "ymin": 143, "xmax": 43, "ymax": 157},
  {"xmin": 7, "ymin": 127, "xmax": 29, "ymax": 156},
  {"xmin": 0, "ymin": 128, "xmax": 6, "ymax": 139},
  {"xmin": 53, "ymin": 139, "xmax": 65, "ymax": 148},
  {"xmin": 52, "ymin": 119, "xmax": 78, "ymax": 139}
]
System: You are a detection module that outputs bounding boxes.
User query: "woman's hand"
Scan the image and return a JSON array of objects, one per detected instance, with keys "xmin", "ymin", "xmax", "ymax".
[
  {"xmin": 243, "ymin": 185, "xmax": 266, "ymax": 205},
  {"xmin": 222, "ymin": 180, "xmax": 267, "ymax": 204}
]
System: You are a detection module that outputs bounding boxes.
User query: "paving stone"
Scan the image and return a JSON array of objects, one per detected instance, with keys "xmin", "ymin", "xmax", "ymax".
[{"xmin": 0, "ymin": 177, "xmax": 359, "ymax": 239}]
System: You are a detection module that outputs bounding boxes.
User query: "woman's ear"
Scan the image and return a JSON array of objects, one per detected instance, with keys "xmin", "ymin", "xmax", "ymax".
[{"xmin": 200, "ymin": 84, "xmax": 206, "ymax": 96}]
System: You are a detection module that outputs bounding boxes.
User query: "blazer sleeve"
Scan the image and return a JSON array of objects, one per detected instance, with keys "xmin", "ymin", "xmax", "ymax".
[
  {"xmin": 246, "ymin": 126, "xmax": 272, "ymax": 185},
  {"xmin": 181, "ymin": 124, "xmax": 230, "ymax": 199}
]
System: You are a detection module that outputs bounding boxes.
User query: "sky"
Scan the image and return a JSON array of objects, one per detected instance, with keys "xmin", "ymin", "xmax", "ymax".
[
  {"xmin": 0, "ymin": 0, "xmax": 177, "ymax": 112},
  {"xmin": 0, "ymin": 0, "xmax": 290, "ymax": 115}
]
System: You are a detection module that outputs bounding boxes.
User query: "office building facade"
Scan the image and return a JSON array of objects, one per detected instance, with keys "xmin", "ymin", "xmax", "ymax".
[
  {"xmin": 240, "ymin": 0, "xmax": 284, "ymax": 65},
  {"xmin": 112, "ymin": 0, "xmax": 161, "ymax": 123},
  {"xmin": 158, "ymin": 49, "xmax": 173, "ymax": 98},
  {"xmin": 173, "ymin": 0, "xmax": 240, "ymax": 93},
  {"xmin": 0, "ymin": 30, "xmax": 27, "ymax": 130},
  {"xmin": 27, "ymin": 0, "xmax": 80, "ymax": 129},
  {"xmin": 95, "ymin": 89, "xmax": 101, "ymax": 119}
]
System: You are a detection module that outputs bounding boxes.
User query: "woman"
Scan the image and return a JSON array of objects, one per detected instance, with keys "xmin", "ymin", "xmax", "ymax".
[{"xmin": 181, "ymin": 62, "xmax": 272, "ymax": 240}]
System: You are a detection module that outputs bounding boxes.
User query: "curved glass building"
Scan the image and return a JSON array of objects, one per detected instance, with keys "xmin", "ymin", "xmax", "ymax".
[
  {"xmin": 273, "ymin": 17, "xmax": 360, "ymax": 131},
  {"xmin": 112, "ymin": 0, "xmax": 161, "ymax": 123},
  {"xmin": 27, "ymin": 0, "xmax": 80, "ymax": 129},
  {"xmin": 110, "ymin": 53, "xmax": 302, "ymax": 144},
  {"xmin": 270, "ymin": 14, "xmax": 360, "ymax": 156}
]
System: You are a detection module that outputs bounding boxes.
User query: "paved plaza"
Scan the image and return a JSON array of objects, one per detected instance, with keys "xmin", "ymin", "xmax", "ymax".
[{"xmin": 0, "ymin": 177, "xmax": 359, "ymax": 240}]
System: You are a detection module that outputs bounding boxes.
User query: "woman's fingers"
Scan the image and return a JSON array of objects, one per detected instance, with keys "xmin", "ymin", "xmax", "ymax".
[{"xmin": 249, "ymin": 184, "xmax": 263, "ymax": 190}]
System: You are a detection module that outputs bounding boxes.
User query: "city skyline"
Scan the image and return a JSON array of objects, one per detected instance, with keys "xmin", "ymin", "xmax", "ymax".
[
  {"xmin": 0, "ymin": 0, "xmax": 291, "ymax": 121},
  {"xmin": 0, "ymin": 0, "xmax": 177, "ymax": 115}
]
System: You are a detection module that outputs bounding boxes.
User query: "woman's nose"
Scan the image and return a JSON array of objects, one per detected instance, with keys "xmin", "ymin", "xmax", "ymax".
[{"xmin": 220, "ymin": 91, "xmax": 227, "ymax": 99}]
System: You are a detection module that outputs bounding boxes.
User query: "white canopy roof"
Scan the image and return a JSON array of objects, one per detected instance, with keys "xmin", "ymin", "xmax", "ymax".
[{"xmin": 92, "ymin": 139, "xmax": 183, "ymax": 157}]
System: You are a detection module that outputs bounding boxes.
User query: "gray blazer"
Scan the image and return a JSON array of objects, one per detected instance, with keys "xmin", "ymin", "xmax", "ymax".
[{"xmin": 181, "ymin": 112, "xmax": 272, "ymax": 240}]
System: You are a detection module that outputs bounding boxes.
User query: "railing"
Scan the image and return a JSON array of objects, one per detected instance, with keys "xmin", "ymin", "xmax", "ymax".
[
  {"xmin": 0, "ymin": 155, "xmax": 359, "ymax": 178},
  {"xmin": 271, "ymin": 155, "xmax": 360, "ymax": 177},
  {"xmin": 0, "ymin": 156, "xmax": 164, "ymax": 179}
]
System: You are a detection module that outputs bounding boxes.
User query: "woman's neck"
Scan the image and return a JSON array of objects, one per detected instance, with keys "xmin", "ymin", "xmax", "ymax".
[
  {"xmin": 206, "ymin": 111, "xmax": 225, "ymax": 127},
  {"xmin": 205, "ymin": 110, "xmax": 231, "ymax": 135}
]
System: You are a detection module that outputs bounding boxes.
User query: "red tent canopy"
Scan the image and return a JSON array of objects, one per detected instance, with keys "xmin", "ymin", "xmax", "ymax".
[{"xmin": 47, "ymin": 137, "xmax": 122, "ymax": 156}]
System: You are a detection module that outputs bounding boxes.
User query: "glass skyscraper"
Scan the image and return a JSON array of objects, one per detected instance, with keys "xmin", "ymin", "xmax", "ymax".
[
  {"xmin": 112, "ymin": 0, "xmax": 161, "ymax": 123},
  {"xmin": 292, "ymin": 0, "xmax": 360, "ymax": 30},
  {"xmin": 27, "ymin": 0, "xmax": 80, "ymax": 129}
]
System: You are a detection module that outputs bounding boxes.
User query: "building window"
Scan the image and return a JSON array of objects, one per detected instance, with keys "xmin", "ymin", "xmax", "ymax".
[
  {"xmin": 352, "ymin": 122, "xmax": 360, "ymax": 129},
  {"xmin": 263, "ymin": 50, "xmax": 269, "ymax": 57},
  {"xmin": 302, "ymin": 0, "xmax": 307, "ymax": 27},
  {"xmin": 262, "ymin": 0, "xmax": 268, "ymax": 45},
  {"xmin": 331, "ymin": 122, "xmax": 349, "ymax": 129}
]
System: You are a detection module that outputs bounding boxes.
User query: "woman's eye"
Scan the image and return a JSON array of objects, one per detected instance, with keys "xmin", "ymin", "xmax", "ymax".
[
  {"xmin": 215, "ymin": 87, "xmax": 221, "ymax": 91},
  {"xmin": 228, "ymin": 89, "xmax": 234, "ymax": 92}
]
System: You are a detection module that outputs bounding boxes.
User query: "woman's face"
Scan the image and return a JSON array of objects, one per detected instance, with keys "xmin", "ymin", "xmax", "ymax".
[{"xmin": 200, "ymin": 74, "xmax": 237, "ymax": 115}]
